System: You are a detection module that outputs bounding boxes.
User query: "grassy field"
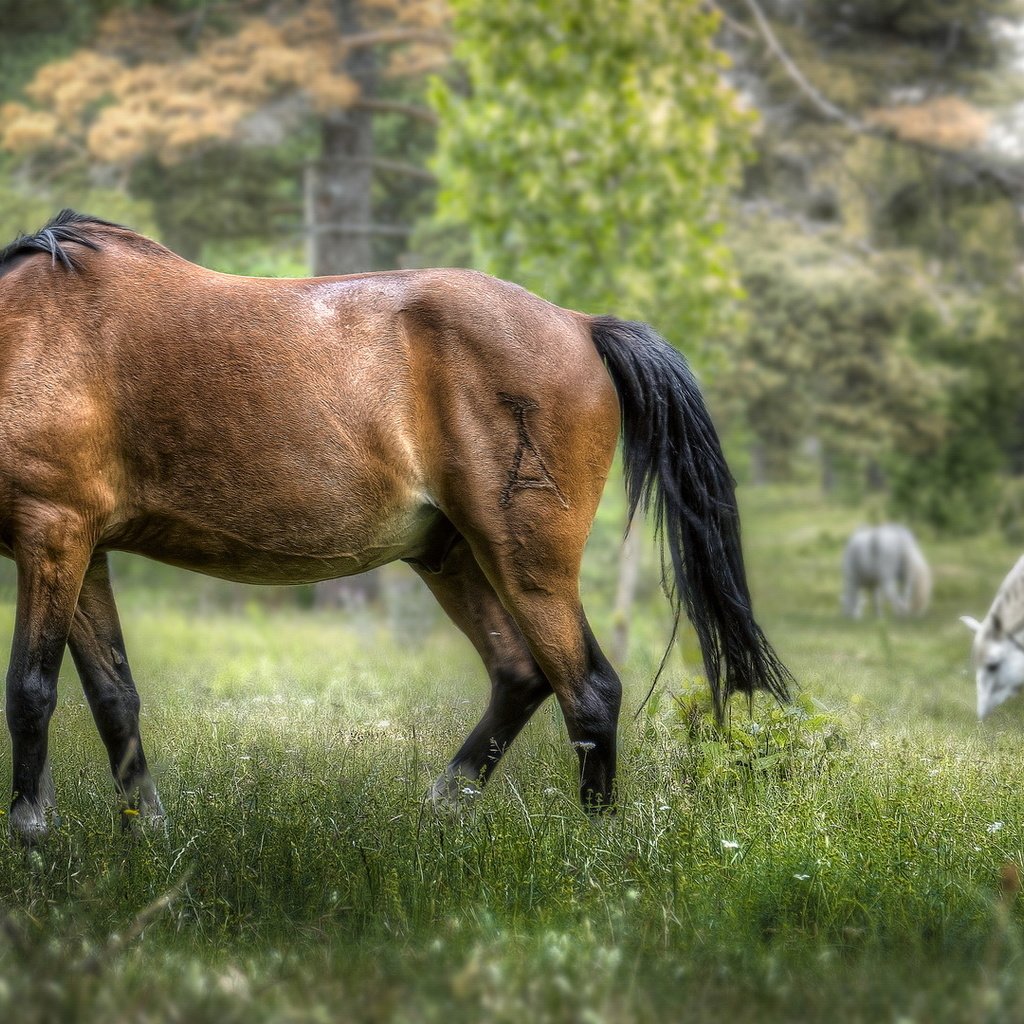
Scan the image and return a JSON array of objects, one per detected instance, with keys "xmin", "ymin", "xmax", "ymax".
[{"xmin": 1, "ymin": 484, "xmax": 1023, "ymax": 1023}]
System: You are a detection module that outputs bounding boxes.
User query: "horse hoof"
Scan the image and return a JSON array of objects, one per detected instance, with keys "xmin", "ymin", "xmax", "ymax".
[{"xmin": 426, "ymin": 772, "xmax": 482, "ymax": 814}]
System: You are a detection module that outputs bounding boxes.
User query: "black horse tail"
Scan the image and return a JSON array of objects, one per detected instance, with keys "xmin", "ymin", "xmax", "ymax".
[{"xmin": 589, "ymin": 315, "xmax": 792, "ymax": 721}]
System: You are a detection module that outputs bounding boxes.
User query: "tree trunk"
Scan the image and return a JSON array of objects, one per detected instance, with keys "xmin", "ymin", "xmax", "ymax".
[
  {"xmin": 307, "ymin": 0, "xmax": 377, "ymax": 277},
  {"xmin": 313, "ymin": 0, "xmax": 381, "ymax": 609},
  {"xmin": 307, "ymin": 112, "xmax": 375, "ymax": 276}
]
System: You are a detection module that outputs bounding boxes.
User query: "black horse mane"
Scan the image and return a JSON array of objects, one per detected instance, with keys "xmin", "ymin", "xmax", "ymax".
[{"xmin": 0, "ymin": 209, "xmax": 129, "ymax": 274}]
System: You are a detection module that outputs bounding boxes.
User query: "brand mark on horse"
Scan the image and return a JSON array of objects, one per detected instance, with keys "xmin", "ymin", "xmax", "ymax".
[{"xmin": 498, "ymin": 393, "xmax": 569, "ymax": 510}]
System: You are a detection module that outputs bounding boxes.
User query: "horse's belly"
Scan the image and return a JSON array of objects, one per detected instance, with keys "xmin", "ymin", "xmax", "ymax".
[{"xmin": 105, "ymin": 499, "xmax": 442, "ymax": 585}]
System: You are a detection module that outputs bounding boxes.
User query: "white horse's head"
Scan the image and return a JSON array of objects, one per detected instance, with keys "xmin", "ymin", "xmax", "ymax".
[{"xmin": 962, "ymin": 556, "xmax": 1024, "ymax": 720}]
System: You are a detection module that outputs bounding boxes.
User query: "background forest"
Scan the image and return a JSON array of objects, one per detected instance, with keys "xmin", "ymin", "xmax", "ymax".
[{"xmin": 3, "ymin": 3, "xmax": 1024, "ymax": 1023}]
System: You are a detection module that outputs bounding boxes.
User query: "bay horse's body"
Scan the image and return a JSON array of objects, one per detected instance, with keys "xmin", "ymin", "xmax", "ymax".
[{"xmin": 0, "ymin": 211, "xmax": 789, "ymax": 840}]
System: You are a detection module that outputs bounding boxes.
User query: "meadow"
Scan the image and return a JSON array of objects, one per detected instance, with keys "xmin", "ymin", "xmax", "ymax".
[{"xmin": 1, "ymin": 483, "xmax": 1023, "ymax": 1023}]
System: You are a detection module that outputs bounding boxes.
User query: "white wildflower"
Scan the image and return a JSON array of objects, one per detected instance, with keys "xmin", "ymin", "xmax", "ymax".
[
  {"xmin": 987, "ymin": 821, "xmax": 1005, "ymax": 834},
  {"xmin": 721, "ymin": 839, "xmax": 740, "ymax": 850}
]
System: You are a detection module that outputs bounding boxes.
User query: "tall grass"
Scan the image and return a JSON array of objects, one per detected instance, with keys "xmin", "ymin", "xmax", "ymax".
[{"xmin": 1, "ymin": 486, "xmax": 1022, "ymax": 1022}]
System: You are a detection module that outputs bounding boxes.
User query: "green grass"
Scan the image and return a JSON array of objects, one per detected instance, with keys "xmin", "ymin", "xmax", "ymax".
[{"xmin": 2, "ymin": 485, "xmax": 1024, "ymax": 1022}]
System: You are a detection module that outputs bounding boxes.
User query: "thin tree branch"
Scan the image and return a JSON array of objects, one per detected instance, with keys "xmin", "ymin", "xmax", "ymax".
[
  {"xmin": 310, "ymin": 155, "xmax": 437, "ymax": 183},
  {"xmin": 383, "ymin": 56, "xmax": 452, "ymax": 81},
  {"xmin": 304, "ymin": 222, "xmax": 412, "ymax": 237},
  {"xmin": 741, "ymin": 0, "xmax": 862, "ymax": 129},
  {"xmin": 703, "ymin": 0, "xmax": 756, "ymax": 39}
]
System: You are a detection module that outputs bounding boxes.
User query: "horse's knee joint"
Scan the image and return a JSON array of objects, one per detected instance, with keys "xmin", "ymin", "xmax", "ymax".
[
  {"xmin": 577, "ymin": 675, "xmax": 621, "ymax": 725},
  {"xmin": 594, "ymin": 670, "xmax": 622, "ymax": 705}
]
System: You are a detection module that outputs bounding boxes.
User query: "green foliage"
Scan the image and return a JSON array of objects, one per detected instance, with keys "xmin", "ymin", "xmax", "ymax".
[
  {"xmin": 719, "ymin": 229, "xmax": 953, "ymax": 488},
  {"xmin": 721, "ymin": 227, "xmax": 1022, "ymax": 531},
  {"xmin": 887, "ymin": 398, "xmax": 1005, "ymax": 534},
  {"xmin": 999, "ymin": 477, "xmax": 1024, "ymax": 545},
  {"xmin": 431, "ymin": 0, "xmax": 752, "ymax": 349},
  {"xmin": 720, "ymin": 0, "xmax": 1024, "ymax": 512},
  {"xmin": 673, "ymin": 689, "xmax": 846, "ymax": 782},
  {"xmin": 886, "ymin": 286, "xmax": 1024, "ymax": 533}
]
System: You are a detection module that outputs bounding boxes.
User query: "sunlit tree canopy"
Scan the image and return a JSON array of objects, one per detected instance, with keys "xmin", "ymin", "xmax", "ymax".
[{"xmin": 1, "ymin": 0, "xmax": 448, "ymax": 167}]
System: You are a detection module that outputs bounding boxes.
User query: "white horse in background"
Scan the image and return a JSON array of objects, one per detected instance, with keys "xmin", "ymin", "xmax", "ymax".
[
  {"xmin": 962, "ymin": 555, "xmax": 1024, "ymax": 719},
  {"xmin": 842, "ymin": 524, "xmax": 932, "ymax": 619}
]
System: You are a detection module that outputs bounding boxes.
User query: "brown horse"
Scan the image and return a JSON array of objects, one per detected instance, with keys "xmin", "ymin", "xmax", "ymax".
[{"xmin": 0, "ymin": 210, "xmax": 790, "ymax": 841}]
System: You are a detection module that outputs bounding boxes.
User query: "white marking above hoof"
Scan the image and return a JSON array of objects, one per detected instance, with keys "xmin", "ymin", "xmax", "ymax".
[{"xmin": 8, "ymin": 802, "xmax": 57, "ymax": 845}]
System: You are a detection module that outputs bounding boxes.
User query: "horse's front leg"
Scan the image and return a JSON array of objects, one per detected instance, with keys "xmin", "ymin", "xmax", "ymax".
[
  {"xmin": 6, "ymin": 517, "xmax": 92, "ymax": 842},
  {"xmin": 68, "ymin": 554, "xmax": 164, "ymax": 827}
]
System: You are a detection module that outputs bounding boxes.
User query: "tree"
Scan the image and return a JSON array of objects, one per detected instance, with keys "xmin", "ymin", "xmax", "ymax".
[
  {"xmin": 431, "ymin": 0, "xmax": 752, "ymax": 345},
  {"xmin": 887, "ymin": 283, "xmax": 1024, "ymax": 532},
  {"xmin": 721, "ymin": 229, "xmax": 954, "ymax": 490}
]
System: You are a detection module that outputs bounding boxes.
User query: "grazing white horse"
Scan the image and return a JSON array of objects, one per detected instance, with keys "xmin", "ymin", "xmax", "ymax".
[
  {"xmin": 841, "ymin": 524, "xmax": 932, "ymax": 619},
  {"xmin": 962, "ymin": 555, "xmax": 1024, "ymax": 719}
]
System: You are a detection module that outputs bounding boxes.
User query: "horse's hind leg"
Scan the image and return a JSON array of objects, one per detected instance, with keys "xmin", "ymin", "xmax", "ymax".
[
  {"xmin": 431, "ymin": 373, "xmax": 622, "ymax": 810},
  {"xmin": 410, "ymin": 537, "xmax": 552, "ymax": 805},
  {"xmin": 454, "ymin": 514, "xmax": 622, "ymax": 811},
  {"xmin": 6, "ymin": 517, "xmax": 93, "ymax": 841},
  {"xmin": 67, "ymin": 554, "xmax": 164, "ymax": 825},
  {"xmin": 490, "ymin": 563, "xmax": 621, "ymax": 811}
]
